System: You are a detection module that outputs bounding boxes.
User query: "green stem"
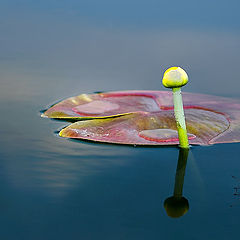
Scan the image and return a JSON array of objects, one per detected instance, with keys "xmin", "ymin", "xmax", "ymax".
[{"xmin": 172, "ymin": 88, "xmax": 189, "ymax": 149}]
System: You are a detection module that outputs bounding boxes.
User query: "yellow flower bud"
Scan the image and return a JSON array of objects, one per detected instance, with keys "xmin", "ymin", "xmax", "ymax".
[{"xmin": 162, "ymin": 67, "xmax": 188, "ymax": 88}]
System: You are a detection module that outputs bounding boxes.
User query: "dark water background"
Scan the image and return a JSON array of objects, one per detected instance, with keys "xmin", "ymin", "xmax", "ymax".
[{"xmin": 0, "ymin": 1, "xmax": 240, "ymax": 239}]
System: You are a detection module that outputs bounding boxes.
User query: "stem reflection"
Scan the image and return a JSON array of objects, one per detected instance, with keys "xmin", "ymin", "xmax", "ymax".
[{"xmin": 164, "ymin": 148, "xmax": 189, "ymax": 218}]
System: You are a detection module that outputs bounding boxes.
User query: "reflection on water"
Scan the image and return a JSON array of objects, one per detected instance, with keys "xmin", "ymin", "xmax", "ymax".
[
  {"xmin": 3, "ymin": 134, "xmax": 134, "ymax": 197},
  {"xmin": 32, "ymin": 146, "xmax": 132, "ymax": 196},
  {"xmin": 164, "ymin": 148, "xmax": 189, "ymax": 218},
  {"xmin": 0, "ymin": 100, "xmax": 135, "ymax": 197}
]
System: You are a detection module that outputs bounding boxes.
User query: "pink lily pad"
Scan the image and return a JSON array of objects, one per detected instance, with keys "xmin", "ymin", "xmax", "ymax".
[
  {"xmin": 43, "ymin": 90, "xmax": 240, "ymax": 145},
  {"xmin": 59, "ymin": 107, "xmax": 235, "ymax": 145},
  {"xmin": 42, "ymin": 91, "xmax": 163, "ymax": 119}
]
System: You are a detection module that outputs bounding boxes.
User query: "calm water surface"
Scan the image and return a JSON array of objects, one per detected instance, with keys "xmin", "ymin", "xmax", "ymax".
[{"xmin": 0, "ymin": 1, "xmax": 240, "ymax": 239}]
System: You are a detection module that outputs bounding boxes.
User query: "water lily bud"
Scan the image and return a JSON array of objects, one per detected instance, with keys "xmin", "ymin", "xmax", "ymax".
[{"xmin": 162, "ymin": 67, "xmax": 188, "ymax": 88}]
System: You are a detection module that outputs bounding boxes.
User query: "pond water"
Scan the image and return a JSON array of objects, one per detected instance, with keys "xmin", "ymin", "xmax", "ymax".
[{"xmin": 0, "ymin": 1, "xmax": 240, "ymax": 239}]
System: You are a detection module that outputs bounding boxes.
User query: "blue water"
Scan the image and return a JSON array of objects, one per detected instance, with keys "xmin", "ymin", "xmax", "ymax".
[{"xmin": 0, "ymin": 1, "xmax": 240, "ymax": 239}]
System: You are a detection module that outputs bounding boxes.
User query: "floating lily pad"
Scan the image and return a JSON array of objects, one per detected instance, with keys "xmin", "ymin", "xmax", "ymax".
[
  {"xmin": 59, "ymin": 108, "xmax": 233, "ymax": 145},
  {"xmin": 42, "ymin": 91, "xmax": 163, "ymax": 119},
  {"xmin": 42, "ymin": 90, "xmax": 240, "ymax": 118},
  {"xmin": 43, "ymin": 90, "xmax": 240, "ymax": 145}
]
